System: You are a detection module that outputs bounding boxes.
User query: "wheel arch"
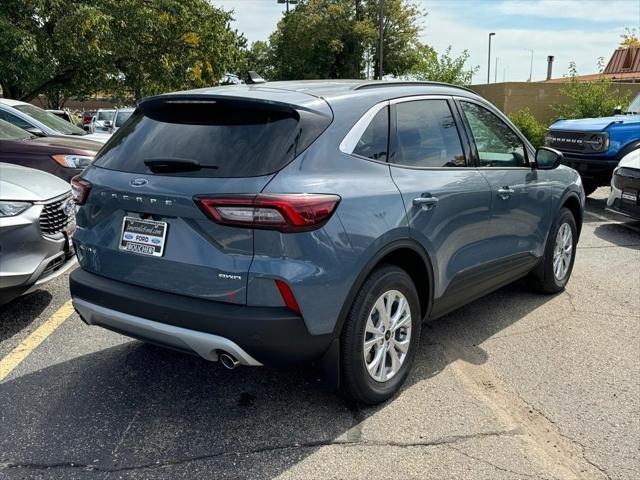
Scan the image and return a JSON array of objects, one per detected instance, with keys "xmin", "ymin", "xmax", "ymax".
[
  {"xmin": 561, "ymin": 192, "xmax": 583, "ymax": 238},
  {"xmin": 616, "ymin": 140, "xmax": 640, "ymax": 160},
  {"xmin": 333, "ymin": 239, "xmax": 435, "ymax": 338}
]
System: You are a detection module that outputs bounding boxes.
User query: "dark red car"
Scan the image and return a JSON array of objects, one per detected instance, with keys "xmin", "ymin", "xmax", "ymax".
[{"xmin": 0, "ymin": 119, "xmax": 102, "ymax": 182}]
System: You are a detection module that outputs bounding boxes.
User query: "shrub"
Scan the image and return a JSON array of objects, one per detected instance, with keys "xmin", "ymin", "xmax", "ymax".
[
  {"xmin": 554, "ymin": 61, "xmax": 631, "ymax": 119},
  {"xmin": 509, "ymin": 108, "xmax": 547, "ymax": 148}
]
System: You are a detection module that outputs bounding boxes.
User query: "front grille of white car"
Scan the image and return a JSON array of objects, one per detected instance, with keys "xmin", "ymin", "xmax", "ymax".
[{"xmin": 39, "ymin": 193, "xmax": 74, "ymax": 236}]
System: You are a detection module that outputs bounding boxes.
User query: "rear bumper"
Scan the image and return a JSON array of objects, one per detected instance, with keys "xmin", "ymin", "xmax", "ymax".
[{"xmin": 69, "ymin": 269, "xmax": 333, "ymax": 366}]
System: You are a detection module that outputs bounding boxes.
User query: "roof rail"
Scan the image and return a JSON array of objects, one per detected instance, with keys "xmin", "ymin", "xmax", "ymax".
[{"xmin": 353, "ymin": 80, "xmax": 477, "ymax": 95}]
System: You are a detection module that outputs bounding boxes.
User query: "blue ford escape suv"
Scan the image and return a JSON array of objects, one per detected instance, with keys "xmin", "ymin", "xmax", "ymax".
[{"xmin": 69, "ymin": 81, "xmax": 584, "ymax": 404}]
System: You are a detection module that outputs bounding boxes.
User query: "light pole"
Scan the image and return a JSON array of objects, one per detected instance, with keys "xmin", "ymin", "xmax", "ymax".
[
  {"xmin": 487, "ymin": 32, "xmax": 495, "ymax": 84},
  {"xmin": 277, "ymin": 0, "xmax": 298, "ymax": 14},
  {"xmin": 525, "ymin": 48, "xmax": 534, "ymax": 82},
  {"xmin": 378, "ymin": 0, "xmax": 385, "ymax": 79},
  {"xmin": 495, "ymin": 57, "xmax": 499, "ymax": 83}
]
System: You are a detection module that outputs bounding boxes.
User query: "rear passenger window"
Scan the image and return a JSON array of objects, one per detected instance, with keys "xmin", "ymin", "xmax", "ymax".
[
  {"xmin": 0, "ymin": 110, "xmax": 32, "ymax": 130},
  {"xmin": 392, "ymin": 100, "xmax": 465, "ymax": 168},
  {"xmin": 353, "ymin": 107, "xmax": 388, "ymax": 161}
]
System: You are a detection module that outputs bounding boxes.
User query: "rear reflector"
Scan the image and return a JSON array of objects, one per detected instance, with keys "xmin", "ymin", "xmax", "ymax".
[
  {"xmin": 194, "ymin": 194, "xmax": 340, "ymax": 233},
  {"xmin": 275, "ymin": 279, "xmax": 301, "ymax": 315},
  {"xmin": 71, "ymin": 176, "xmax": 91, "ymax": 205}
]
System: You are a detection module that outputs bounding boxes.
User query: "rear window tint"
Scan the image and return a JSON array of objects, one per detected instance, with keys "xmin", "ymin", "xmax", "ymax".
[
  {"xmin": 352, "ymin": 106, "xmax": 388, "ymax": 161},
  {"xmin": 93, "ymin": 99, "xmax": 331, "ymax": 177}
]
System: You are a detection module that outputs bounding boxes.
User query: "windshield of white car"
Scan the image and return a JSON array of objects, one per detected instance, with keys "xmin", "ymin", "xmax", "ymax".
[
  {"xmin": 97, "ymin": 110, "xmax": 116, "ymax": 121},
  {"xmin": 13, "ymin": 104, "xmax": 86, "ymax": 135},
  {"xmin": 626, "ymin": 94, "xmax": 640, "ymax": 114},
  {"xmin": 115, "ymin": 110, "xmax": 133, "ymax": 127},
  {"xmin": 0, "ymin": 119, "xmax": 34, "ymax": 140}
]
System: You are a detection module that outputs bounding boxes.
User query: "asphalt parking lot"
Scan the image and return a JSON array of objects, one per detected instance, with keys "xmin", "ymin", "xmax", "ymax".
[{"xmin": 1, "ymin": 188, "xmax": 638, "ymax": 480}]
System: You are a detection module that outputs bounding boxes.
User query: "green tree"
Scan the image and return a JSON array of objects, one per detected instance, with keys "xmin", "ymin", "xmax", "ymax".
[
  {"xmin": 366, "ymin": 0, "xmax": 425, "ymax": 78},
  {"xmin": 620, "ymin": 27, "xmax": 640, "ymax": 49},
  {"xmin": 405, "ymin": 45, "xmax": 478, "ymax": 86},
  {"xmin": 555, "ymin": 61, "xmax": 631, "ymax": 119},
  {"xmin": 0, "ymin": 0, "xmax": 246, "ymax": 105},
  {"xmin": 0, "ymin": 0, "xmax": 112, "ymax": 103},
  {"xmin": 268, "ymin": 0, "xmax": 377, "ymax": 80}
]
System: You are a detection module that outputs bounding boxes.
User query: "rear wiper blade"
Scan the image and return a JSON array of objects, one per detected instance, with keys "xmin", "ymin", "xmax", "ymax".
[{"xmin": 144, "ymin": 158, "xmax": 218, "ymax": 173}]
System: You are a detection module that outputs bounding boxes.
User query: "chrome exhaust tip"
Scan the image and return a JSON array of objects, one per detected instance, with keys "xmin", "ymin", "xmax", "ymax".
[{"xmin": 219, "ymin": 352, "xmax": 240, "ymax": 370}]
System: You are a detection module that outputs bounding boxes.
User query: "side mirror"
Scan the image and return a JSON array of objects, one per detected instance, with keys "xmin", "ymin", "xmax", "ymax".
[
  {"xmin": 25, "ymin": 127, "xmax": 44, "ymax": 137},
  {"xmin": 534, "ymin": 147, "xmax": 563, "ymax": 170},
  {"xmin": 613, "ymin": 106, "xmax": 622, "ymax": 115}
]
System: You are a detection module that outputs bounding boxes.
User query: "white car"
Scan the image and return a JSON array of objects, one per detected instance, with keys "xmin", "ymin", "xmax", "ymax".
[
  {"xmin": 0, "ymin": 99, "xmax": 109, "ymax": 144},
  {"xmin": 606, "ymin": 149, "xmax": 640, "ymax": 220},
  {"xmin": 89, "ymin": 109, "xmax": 116, "ymax": 134}
]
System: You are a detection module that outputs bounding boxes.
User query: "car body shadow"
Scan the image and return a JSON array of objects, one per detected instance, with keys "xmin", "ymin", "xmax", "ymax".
[
  {"xmin": 0, "ymin": 280, "xmax": 558, "ymax": 479},
  {"xmin": 0, "ymin": 290, "xmax": 52, "ymax": 343}
]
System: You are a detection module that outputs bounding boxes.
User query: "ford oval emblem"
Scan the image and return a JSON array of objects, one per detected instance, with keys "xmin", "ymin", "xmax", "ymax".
[{"xmin": 130, "ymin": 178, "xmax": 148, "ymax": 187}]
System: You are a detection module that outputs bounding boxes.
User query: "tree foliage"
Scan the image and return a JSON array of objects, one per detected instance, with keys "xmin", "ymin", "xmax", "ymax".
[
  {"xmin": 405, "ymin": 45, "xmax": 478, "ymax": 86},
  {"xmin": 555, "ymin": 61, "xmax": 631, "ymax": 119},
  {"xmin": 508, "ymin": 108, "xmax": 547, "ymax": 148},
  {"xmin": 267, "ymin": 0, "xmax": 377, "ymax": 80},
  {"xmin": 620, "ymin": 27, "xmax": 640, "ymax": 49},
  {"xmin": 0, "ymin": 0, "xmax": 246, "ymax": 105}
]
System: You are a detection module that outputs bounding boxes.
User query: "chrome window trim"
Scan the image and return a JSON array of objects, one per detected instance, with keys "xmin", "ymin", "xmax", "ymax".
[{"xmin": 339, "ymin": 100, "xmax": 389, "ymax": 155}]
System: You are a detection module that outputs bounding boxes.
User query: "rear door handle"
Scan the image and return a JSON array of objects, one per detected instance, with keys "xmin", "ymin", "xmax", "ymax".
[
  {"xmin": 413, "ymin": 195, "xmax": 439, "ymax": 210},
  {"xmin": 497, "ymin": 187, "xmax": 514, "ymax": 200}
]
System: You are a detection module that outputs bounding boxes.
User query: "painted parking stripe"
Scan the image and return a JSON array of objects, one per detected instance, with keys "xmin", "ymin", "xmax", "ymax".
[{"xmin": 0, "ymin": 300, "xmax": 75, "ymax": 382}]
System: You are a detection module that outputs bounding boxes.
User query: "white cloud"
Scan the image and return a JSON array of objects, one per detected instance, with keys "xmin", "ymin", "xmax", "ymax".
[{"xmin": 496, "ymin": 0, "xmax": 640, "ymax": 22}]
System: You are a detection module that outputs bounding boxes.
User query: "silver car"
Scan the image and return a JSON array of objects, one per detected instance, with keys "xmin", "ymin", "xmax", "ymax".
[
  {"xmin": 606, "ymin": 149, "xmax": 640, "ymax": 220},
  {"xmin": 0, "ymin": 163, "xmax": 77, "ymax": 305}
]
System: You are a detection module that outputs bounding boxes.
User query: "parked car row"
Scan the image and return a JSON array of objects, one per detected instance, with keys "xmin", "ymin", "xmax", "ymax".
[{"xmin": 88, "ymin": 108, "xmax": 134, "ymax": 135}]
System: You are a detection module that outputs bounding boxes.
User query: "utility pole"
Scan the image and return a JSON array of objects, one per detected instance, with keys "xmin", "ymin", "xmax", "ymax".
[
  {"xmin": 525, "ymin": 49, "xmax": 534, "ymax": 82},
  {"xmin": 277, "ymin": 0, "xmax": 298, "ymax": 14},
  {"xmin": 378, "ymin": 0, "xmax": 384, "ymax": 79},
  {"xmin": 487, "ymin": 33, "xmax": 495, "ymax": 83}
]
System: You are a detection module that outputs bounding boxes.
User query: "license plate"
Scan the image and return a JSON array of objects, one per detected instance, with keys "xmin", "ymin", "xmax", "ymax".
[
  {"xmin": 119, "ymin": 217, "xmax": 167, "ymax": 257},
  {"xmin": 621, "ymin": 190, "xmax": 638, "ymax": 204}
]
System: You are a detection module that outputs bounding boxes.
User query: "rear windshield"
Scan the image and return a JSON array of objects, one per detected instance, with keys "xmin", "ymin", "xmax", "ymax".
[{"xmin": 93, "ymin": 99, "xmax": 331, "ymax": 177}]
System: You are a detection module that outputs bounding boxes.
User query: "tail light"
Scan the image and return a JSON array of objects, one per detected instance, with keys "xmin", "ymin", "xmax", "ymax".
[
  {"xmin": 194, "ymin": 194, "xmax": 341, "ymax": 233},
  {"xmin": 71, "ymin": 176, "xmax": 91, "ymax": 205}
]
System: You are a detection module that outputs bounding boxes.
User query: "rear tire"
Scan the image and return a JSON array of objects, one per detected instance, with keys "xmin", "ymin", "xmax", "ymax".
[
  {"xmin": 340, "ymin": 265, "xmax": 421, "ymax": 405},
  {"xmin": 530, "ymin": 207, "xmax": 577, "ymax": 294}
]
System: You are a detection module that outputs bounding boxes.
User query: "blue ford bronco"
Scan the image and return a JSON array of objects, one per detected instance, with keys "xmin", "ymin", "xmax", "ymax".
[{"xmin": 545, "ymin": 93, "xmax": 640, "ymax": 196}]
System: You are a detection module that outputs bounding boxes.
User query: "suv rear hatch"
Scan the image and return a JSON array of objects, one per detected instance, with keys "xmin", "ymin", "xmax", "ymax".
[{"xmin": 74, "ymin": 90, "xmax": 332, "ymax": 304}]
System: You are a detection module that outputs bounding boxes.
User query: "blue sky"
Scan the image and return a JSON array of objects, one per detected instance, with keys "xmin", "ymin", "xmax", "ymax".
[{"xmin": 212, "ymin": 0, "xmax": 640, "ymax": 83}]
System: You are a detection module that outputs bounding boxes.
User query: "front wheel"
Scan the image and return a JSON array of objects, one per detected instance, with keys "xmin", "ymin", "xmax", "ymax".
[
  {"xmin": 530, "ymin": 207, "xmax": 578, "ymax": 294},
  {"xmin": 340, "ymin": 265, "xmax": 421, "ymax": 404}
]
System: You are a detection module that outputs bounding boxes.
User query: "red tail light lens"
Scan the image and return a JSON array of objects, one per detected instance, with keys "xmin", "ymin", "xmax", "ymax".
[
  {"xmin": 70, "ymin": 176, "xmax": 91, "ymax": 205},
  {"xmin": 274, "ymin": 279, "xmax": 302, "ymax": 315},
  {"xmin": 194, "ymin": 194, "xmax": 341, "ymax": 232}
]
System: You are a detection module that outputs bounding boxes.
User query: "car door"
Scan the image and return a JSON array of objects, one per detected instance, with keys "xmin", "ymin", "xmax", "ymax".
[
  {"xmin": 387, "ymin": 97, "xmax": 494, "ymax": 312},
  {"xmin": 456, "ymin": 98, "xmax": 551, "ymax": 263}
]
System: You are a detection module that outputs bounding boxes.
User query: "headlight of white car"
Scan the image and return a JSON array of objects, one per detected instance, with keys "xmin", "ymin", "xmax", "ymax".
[
  {"xmin": 52, "ymin": 154, "xmax": 94, "ymax": 168},
  {"xmin": 0, "ymin": 201, "xmax": 31, "ymax": 217}
]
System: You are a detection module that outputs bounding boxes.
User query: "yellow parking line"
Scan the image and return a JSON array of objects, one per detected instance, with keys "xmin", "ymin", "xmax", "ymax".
[{"xmin": 0, "ymin": 300, "xmax": 75, "ymax": 382}]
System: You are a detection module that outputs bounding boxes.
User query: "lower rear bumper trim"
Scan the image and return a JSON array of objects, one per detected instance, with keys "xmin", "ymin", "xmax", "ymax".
[{"xmin": 73, "ymin": 298, "xmax": 263, "ymax": 366}]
